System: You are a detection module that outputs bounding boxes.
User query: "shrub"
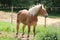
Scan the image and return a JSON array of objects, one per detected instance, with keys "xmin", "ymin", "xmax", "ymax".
[
  {"xmin": 34, "ymin": 26, "xmax": 60, "ymax": 40},
  {"xmin": 42, "ymin": 32, "xmax": 58, "ymax": 40}
]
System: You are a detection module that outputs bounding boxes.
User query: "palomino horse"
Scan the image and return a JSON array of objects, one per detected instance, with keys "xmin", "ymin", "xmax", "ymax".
[{"xmin": 16, "ymin": 4, "xmax": 48, "ymax": 38}]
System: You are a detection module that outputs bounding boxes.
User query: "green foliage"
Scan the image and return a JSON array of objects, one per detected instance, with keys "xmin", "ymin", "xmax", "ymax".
[
  {"xmin": 0, "ymin": 0, "xmax": 60, "ymax": 7},
  {"xmin": 0, "ymin": 36, "xmax": 17, "ymax": 40},
  {"xmin": 0, "ymin": 21, "xmax": 60, "ymax": 40},
  {"xmin": 0, "ymin": 21, "xmax": 15, "ymax": 32},
  {"xmin": 34, "ymin": 26, "xmax": 60, "ymax": 40},
  {"xmin": 42, "ymin": 32, "xmax": 58, "ymax": 40},
  {"xmin": 0, "ymin": 0, "xmax": 60, "ymax": 15}
]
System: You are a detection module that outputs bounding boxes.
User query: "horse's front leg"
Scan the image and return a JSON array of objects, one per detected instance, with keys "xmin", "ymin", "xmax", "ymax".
[
  {"xmin": 27, "ymin": 25, "xmax": 30, "ymax": 38},
  {"xmin": 22, "ymin": 24, "xmax": 26, "ymax": 38},
  {"xmin": 33, "ymin": 23, "xmax": 37, "ymax": 37}
]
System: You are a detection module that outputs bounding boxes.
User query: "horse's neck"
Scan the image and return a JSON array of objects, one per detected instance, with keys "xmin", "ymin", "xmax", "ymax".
[
  {"xmin": 29, "ymin": 5, "xmax": 41, "ymax": 18},
  {"xmin": 33, "ymin": 7, "xmax": 41, "ymax": 18}
]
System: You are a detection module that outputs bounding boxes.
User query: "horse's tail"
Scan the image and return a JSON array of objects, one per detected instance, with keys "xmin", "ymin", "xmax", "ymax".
[
  {"xmin": 17, "ymin": 11, "xmax": 21, "ymax": 16},
  {"xmin": 17, "ymin": 11, "xmax": 21, "ymax": 23},
  {"xmin": 16, "ymin": 11, "xmax": 21, "ymax": 36}
]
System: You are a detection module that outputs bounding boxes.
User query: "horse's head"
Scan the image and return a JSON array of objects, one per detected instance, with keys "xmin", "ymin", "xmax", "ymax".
[
  {"xmin": 29, "ymin": 4, "xmax": 48, "ymax": 17},
  {"xmin": 39, "ymin": 4, "xmax": 48, "ymax": 17}
]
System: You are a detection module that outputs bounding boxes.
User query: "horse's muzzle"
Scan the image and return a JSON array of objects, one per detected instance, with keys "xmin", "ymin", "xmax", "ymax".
[{"xmin": 45, "ymin": 13, "xmax": 48, "ymax": 18}]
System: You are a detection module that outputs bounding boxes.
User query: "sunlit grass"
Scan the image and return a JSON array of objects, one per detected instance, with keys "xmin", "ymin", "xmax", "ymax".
[
  {"xmin": 0, "ymin": 36, "xmax": 18, "ymax": 40},
  {"xmin": 34, "ymin": 25, "xmax": 60, "ymax": 40},
  {"xmin": 0, "ymin": 21, "xmax": 60, "ymax": 40}
]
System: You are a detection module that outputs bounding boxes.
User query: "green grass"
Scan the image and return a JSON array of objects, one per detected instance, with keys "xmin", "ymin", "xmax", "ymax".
[
  {"xmin": 0, "ymin": 21, "xmax": 15, "ymax": 32},
  {"xmin": 34, "ymin": 26, "xmax": 60, "ymax": 40},
  {"xmin": 0, "ymin": 36, "xmax": 18, "ymax": 40},
  {"xmin": 0, "ymin": 21, "xmax": 60, "ymax": 40}
]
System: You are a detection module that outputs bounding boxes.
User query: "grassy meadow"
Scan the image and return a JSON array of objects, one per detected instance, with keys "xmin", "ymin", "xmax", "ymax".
[{"xmin": 0, "ymin": 21, "xmax": 60, "ymax": 40}]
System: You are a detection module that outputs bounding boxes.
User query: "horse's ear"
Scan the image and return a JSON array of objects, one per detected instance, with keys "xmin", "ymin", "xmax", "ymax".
[{"xmin": 40, "ymin": 5, "xmax": 42, "ymax": 9}]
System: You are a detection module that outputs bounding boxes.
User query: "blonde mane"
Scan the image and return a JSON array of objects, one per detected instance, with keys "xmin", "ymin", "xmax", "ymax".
[
  {"xmin": 29, "ymin": 4, "xmax": 46, "ymax": 16},
  {"xmin": 29, "ymin": 4, "xmax": 41, "ymax": 16}
]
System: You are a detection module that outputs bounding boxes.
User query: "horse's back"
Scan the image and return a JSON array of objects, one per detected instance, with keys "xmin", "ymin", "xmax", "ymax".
[
  {"xmin": 17, "ymin": 9, "xmax": 30, "ymax": 24},
  {"xmin": 18, "ymin": 9, "xmax": 29, "ymax": 14}
]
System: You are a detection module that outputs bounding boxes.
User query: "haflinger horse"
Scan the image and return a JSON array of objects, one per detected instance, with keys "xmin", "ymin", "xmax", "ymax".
[{"xmin": 16, "ymin": 4, "xmax": 48, "ymax": 38}]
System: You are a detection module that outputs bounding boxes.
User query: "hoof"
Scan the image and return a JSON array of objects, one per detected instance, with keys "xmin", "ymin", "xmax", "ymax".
[
  {"xmin": 27, "ymin": 35, "xmax": 29, "ymax": 38},
  {"xmin": 0, "ymin": 33, "xmax": 2, "ymax": 34},
  {"xmin": 16, "ymin": 33, "xmax": 18, "ymax": 38},
  {"xmin": 21, "ymin": 36, "xmax": 24, "ymax": 38}
]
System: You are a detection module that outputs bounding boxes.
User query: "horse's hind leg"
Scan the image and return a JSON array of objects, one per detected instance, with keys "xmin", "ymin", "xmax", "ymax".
[
  {"xmin": 22, "ymin": 24, "xmax": 26, "ymax": 38},
  {"xmin": 16, "ymin": 20, "xmax": 20, "ymax": 37},
  {"xmin": 27, "ymin": 25, "xmax": 30, "ymax": 38}
]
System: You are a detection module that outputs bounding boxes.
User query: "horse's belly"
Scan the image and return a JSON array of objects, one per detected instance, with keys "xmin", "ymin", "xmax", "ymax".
[{"xmin": 21, "ymin": 20, "xmax": 37, "ymax": 25}]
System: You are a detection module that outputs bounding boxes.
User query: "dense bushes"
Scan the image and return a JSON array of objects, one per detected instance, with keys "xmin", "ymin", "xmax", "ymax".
[
  {"xmin": 42, "ymin": 32, "xmax": 58, "ymax": 40},
  {"xmin": 0, "ymin": 7, "xmax": 28, "ymax": 12},
  {"xmin": 34, "ymin": 32, "xmax": 58, "ymax": 40}
]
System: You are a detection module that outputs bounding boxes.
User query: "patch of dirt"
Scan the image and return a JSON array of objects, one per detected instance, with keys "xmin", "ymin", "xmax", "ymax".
[
  {"xmin": 0, "ymin": 11, "xmax": 60, "ymax": 26},
  {"xmin": 37, "ymin": 17, "xmax": 60, "ymax": 26},
  {"xmin": 0, "ymin": 11, "xmax": 17, "ymax": 22},
  {"xmin": 0, "ymin": 31, "xmax": 33, "ymax": 40}
]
